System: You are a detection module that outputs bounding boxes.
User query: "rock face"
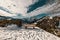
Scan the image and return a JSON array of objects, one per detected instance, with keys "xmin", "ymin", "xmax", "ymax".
[
  {"xmin": 0, "ymin": 19, "xmax": 22, "ymax": 27},
  {"xmin": 36, "ymin": 16, "xmax": 60, "ymax": 37}
]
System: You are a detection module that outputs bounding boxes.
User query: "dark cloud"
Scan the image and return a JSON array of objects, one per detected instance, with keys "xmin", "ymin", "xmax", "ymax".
[{"xmin": 27, "ymin": 0, "xmax": 47, "ymax": 13}]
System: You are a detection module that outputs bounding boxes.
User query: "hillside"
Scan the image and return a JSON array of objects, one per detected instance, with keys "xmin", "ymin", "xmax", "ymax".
[{"xmin": 0, "ymin": 27, "xmax": 60, "ymax": 40}]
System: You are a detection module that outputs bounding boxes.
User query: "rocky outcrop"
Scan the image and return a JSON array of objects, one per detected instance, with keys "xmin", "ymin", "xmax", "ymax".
[
  {"xmin": 36, "ymin": 16, "xmax": 60, "ymax": 37},
  {"xmin": 0, "ymin": 19, "xmax": 22, "ymax": 27}
]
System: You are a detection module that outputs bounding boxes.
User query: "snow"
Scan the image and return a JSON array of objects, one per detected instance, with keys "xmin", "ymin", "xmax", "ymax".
[
  {"xmin": 0, "ymin": 25, "xmax": 60, "ymax": 40},
  {"xmin": 0, "ymin": 0, "xmax": 60, "ymax": 39}
]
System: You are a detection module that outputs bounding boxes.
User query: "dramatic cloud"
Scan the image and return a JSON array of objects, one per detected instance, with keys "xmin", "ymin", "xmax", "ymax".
[{"xmin": 0, "ymin": 0, "xmax": 60, "ymax": 19}]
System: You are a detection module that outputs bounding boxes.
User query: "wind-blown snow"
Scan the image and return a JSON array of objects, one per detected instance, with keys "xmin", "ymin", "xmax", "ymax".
[{"xmin": 0, "ymin": 26, "xmax": 60, "ymax": 40}]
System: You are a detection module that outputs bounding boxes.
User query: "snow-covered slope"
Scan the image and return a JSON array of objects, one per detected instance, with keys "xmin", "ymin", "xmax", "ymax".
[{"xmin": 0, "ymin": 27, "xmax": 60, "ymax": 40}]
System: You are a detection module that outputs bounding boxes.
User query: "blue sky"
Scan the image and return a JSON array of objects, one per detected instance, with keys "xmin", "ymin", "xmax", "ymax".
[
  {"xmin": 0, "ymin": 0, "xmax": 59, "ymax": 19},
  {"xmin": 27, "ymin": 0, "xmax": 47, "ymax": 13}
]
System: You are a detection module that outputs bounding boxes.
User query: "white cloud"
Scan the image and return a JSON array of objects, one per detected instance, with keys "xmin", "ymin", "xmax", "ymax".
[
  {"xmin": 0, "ymin": 0, "xmax": 60, "ymax": 19},
  {"xmin": 0, "ymin": 10, "xmax": 16, "ymax": 17}
]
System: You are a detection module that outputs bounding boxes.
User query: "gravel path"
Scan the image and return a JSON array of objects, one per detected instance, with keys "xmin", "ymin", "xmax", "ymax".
[{"xmin": 0, "ymin": 27, "xmax": 60, "ymax": 40}]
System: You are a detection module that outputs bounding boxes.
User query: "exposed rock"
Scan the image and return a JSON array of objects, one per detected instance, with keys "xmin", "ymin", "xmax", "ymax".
[
  {"xmin": 0, "ymin": 19, "xmax": 22, "ymax": 27},
  {"xmin": 36, "ymin": 16, "xmax": 60, "ymax": 37}
]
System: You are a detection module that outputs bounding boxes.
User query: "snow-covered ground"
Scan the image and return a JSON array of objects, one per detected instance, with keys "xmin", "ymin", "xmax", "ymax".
[{"xmin": 0, "ymin": 25, "xmax": 60, "ymax": 40}]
